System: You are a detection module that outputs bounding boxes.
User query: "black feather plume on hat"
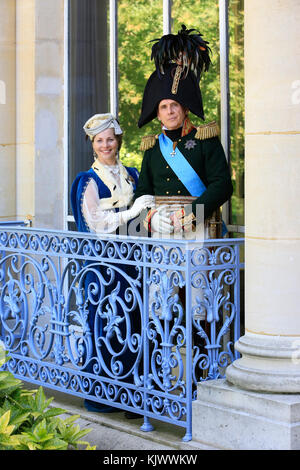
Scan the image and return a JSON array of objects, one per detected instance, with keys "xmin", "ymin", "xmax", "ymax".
[{"xmin": 150, "ymin": 24, "xmax": 211, "ymax": 81}]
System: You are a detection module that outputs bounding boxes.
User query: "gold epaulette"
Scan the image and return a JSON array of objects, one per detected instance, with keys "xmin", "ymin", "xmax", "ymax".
[
  {"xmin": 140, "ymin": 134, "xmax": 158, "ymax": 151},
  {"xmin": 195, "ymin": 121, "xmax": 220, "ymax": 140}
]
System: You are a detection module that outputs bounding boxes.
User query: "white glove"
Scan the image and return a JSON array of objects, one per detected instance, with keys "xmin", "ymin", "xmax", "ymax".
[
  {"xmin": 120, "ymin": 195, "xmax": 155, "ymax": 224},
  {"xmin": 129, "ymin": 195, "xmax": 155, "ymax": 218},
  {"xmin": 151, "ymin": 206, "xmax": 174, "ymax": 234}
]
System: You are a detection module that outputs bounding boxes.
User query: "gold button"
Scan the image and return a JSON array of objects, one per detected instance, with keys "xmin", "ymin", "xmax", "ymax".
[
  {"xmin": 166, "ymin": 165, "xmax": 169, "ymax": 169},
  {"xmin": 167, "ymin": 178, "xmax": 170, "ymax": 181},
  {"xmin": 177, "ymin": 190, "xmax": 181, "ymax": 194},
  {"xmin": 166, "ymin": 191, "xmax": 169, "ymax": 195}
]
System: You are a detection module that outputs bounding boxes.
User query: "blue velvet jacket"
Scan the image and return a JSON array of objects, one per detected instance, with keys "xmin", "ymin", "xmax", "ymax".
[{"xmin": 70, "ymin": 166, "xmax": 139, "ymax": 233}]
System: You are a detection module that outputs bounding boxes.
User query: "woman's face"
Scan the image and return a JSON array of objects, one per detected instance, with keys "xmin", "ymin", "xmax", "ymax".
[{"xmin": 92, "ymin": 128, "xmax": 118, "ymax": 165}]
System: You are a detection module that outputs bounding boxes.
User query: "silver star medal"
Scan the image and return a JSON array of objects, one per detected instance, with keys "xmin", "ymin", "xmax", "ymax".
[{"xmin": 185, "ymin": 139, "xmax": 197, "ymax": 150}]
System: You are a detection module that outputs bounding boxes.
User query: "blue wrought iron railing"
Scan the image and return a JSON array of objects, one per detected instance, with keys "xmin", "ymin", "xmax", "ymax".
[
  {"xmin": 0, "ymin": 219, "xmax": 31, "ymax": 227},
  {"xmin": 0, "ymin": 227, "xmax": 244, "ymax": 442}
]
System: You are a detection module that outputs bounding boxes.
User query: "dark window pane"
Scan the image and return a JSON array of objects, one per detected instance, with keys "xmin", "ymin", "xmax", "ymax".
[
  {"xmin": 68, "ymin": 0, "xmax": 109, "ymax": 215},
  {"xmin": 229, "ymin": 0, "xmax": 244, "ymax": 226}
]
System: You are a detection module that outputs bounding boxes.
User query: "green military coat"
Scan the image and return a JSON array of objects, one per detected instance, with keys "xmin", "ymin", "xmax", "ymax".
[{"xmin": 134, "ymin": 125, "xmax": 233, "ymax": 220}]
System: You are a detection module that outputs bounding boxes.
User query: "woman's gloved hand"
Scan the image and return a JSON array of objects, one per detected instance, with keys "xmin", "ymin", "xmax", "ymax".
[
  {"xmin": 130, "ymin": 195, "xmax": 155, "ymax": 217},
  {"xmin": 120, "ymin": 195, "xmax": 155, "ymax": 223}
]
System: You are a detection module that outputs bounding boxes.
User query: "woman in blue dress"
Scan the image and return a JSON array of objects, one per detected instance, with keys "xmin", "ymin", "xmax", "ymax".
[
  {"xmin": 71, "ymin": 113, "xmax": 153, "ymax": 234},
  {"xmin": 71, "ymin": 114, "xmax": 154, "ymax": 414}
]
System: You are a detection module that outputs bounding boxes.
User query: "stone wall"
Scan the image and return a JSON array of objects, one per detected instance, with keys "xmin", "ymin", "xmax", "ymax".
[
  {"xmin": 34, "ymin": 0, "xmax": 65, "ymax": 229},
  {"xmin": 0, "ymin": 0, "xmax": 65, "ymax": 229},
  {"xmin": 0, "ymin": 0, "xmax": 16, "ymax": 220}
]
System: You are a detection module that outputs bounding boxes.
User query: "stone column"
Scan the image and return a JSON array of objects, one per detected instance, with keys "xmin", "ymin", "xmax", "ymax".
[
  {"xmin": 34, "ymin": 0, "xmax": 65, "ymax": 229},
  {"xmin": 16, "ymin": 0, "xmax": 35, "ymax": 221},
  {"xmin": 225, "ymin": 0, "xmax": 300, "ymax": 394},
  {"xmin": 0, "ymin": 0, "xmax": 16, "ymax": 220},
  {"xmin": 192, "ymin": 0, "xmax": 300, "ymax": 449}
]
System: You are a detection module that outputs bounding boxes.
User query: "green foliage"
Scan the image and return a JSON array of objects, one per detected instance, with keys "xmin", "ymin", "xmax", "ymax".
[
  {"xmin": 118, "ymin": 0, "xmax": 163, "ymax": 170},
  {"xmin": 0, "ymin": 349, "xmax": 95, "ymax": 450},
  {"xmin": 118, "ymin": 0, "xmax": 222, "ymax": 168}
]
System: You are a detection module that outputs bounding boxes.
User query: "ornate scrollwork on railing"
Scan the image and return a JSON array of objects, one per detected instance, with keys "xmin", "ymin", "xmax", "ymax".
[
  {"xmin": 146, "ymin": 268, "xmax": 187, "ymax": 416},
  {"xmin": 0, "ymin": 253, "xmax": 56, "ymax": 358},
  {"xmin": 192, "ymin": 267, "xmax": 237, "ymax": 385},
  {"xmin": 0, "ymin": 253, "xmax": 143, "ymax": 374},
  {"xmin": 191, "ymin": 243, "xmax": 236, "ymax": 267},
  {"xmin": 0, "ymin": 230, "xmax": 145, "ymax": 263},
  {"xmin": 146, "ymin": 244, "xmax": 186, "ymax": 267},
  {"xmin": 0, "ymin": 228, "xmax": 244, "ymax": 440}
]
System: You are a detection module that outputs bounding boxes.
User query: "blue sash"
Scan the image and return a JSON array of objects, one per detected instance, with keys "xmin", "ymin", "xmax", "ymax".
[
  {"xmin": 158, "ymin": 133, "xmax": 227, "ymax": 236},
  {"xmin": 158, "ymin": 133, "xmax": 206, "ymax": 197}
]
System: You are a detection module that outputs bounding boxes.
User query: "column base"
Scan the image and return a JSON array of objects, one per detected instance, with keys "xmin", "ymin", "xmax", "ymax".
[
  {"xmin": 193, "ymin": 379, "xmax": 300, "ymax": 450},
  {"xmin": 226, "ymin": 332, "xmax": 300, "ymax": 392}
]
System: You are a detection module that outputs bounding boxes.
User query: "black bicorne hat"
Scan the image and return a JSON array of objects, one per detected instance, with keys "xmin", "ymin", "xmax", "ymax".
[
  {"xmin": 138, "ymin": 25, "xmax": 211, "ymax": 128},
  {"xmin": 138, "ymin": 64, "xmax": 205, "ymax": 128}
]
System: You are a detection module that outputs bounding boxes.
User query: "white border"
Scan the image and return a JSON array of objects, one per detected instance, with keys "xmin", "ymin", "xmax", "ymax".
[{"xmin": 110, "ymin": 0, "xmax": 118, "ymax": 117}]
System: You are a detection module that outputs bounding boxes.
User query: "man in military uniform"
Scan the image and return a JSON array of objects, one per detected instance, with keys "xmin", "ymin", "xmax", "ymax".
[
  {"xmin": 134, "ymin": 26, "xmax": 233, "ymax": 237},
  {"xmin": 130, "ymin": 27, "xmax": 234, "ymax": 401}
]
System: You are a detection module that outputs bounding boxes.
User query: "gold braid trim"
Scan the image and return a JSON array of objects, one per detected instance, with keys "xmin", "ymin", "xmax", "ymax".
[
  {"xmin": 171, "ymin": 65, "xmax": 183, "ymax": 95},
  {"xmin": 140, "ymin": 134, "xmax": 158, "ymax": 151},
  {"xmin": 195, "ymin": 121, "xmax": 220, "ymax": 140}
]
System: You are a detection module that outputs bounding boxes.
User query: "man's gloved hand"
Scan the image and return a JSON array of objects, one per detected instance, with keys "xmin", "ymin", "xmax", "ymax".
[
  {"xmin": 171, "ymin": 208, "xmax": 195, "ymax": 233},
  {"xmin": 150, "ymin": 205, "xmax": 174, "ymax": 233}
]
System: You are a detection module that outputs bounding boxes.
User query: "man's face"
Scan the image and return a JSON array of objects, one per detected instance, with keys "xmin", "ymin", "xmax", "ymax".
[{"xmin": 157, "ymin": 99, "xmax": 187, "ymax": 130}]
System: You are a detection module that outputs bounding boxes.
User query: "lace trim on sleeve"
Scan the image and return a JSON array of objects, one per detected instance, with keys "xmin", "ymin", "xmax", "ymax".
[{"xmin": 81, "ymin": 178, "xmax": 122, "ymax": 233}]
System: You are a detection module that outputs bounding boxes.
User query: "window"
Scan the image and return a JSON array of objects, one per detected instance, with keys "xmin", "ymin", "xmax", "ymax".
[
  {"xmin": 229, "ymin": 0, "xmax": 244, "ymax": 228},
  {"xmin": 67, "ymin": 0, "xmax": 109, "ymax": 228}
]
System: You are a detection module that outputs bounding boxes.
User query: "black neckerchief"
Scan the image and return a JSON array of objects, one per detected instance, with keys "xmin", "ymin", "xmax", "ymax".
[{"xmin": 164, "ymin": 127, "xmax": 183, "ymax": 142}]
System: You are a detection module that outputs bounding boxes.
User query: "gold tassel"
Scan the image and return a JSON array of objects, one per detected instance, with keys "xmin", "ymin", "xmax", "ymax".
[
  {"xmin": 140, "ymin": 134, "xmax": 157, "ymax": 151},
  {"xmin": 195, "ymin": 121, "xmax": 220, "ymax": 140}
]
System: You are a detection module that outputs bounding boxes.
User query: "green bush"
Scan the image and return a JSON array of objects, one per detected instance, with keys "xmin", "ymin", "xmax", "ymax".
[{"xmin": 0, "ymin": 347, "xmax": 95, "ymax": 450}]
